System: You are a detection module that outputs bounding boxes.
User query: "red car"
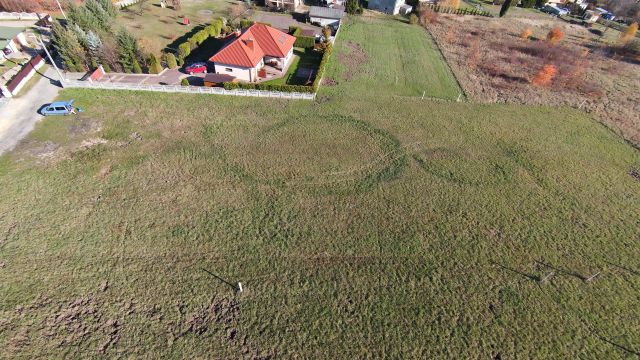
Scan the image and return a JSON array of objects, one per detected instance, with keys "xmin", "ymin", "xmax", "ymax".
[{"xmin": 184, "ymin": 62, "xmax": 207, "ymax": 75}]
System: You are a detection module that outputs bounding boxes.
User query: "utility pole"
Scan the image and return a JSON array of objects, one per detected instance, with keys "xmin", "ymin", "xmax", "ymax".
[
  {"xmin": 38, "ymin": 36, "xmax": 65, "ymax": 88},
  {"xmin": 55, "ymin": 0, "xmax": 68, "ymax": 21}
]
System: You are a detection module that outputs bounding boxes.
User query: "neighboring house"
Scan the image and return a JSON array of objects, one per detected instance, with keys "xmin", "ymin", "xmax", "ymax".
[
  {"xmin": 308, "ymin": 6, "xmax": 345, "ymax": 29},
  {"xmin": 368, "ymin": 0, "xmax": 410, "ymax": 15},
  {"xmin": 582, "ymin": 9, "xmax": 600, "ymax": 23},
  {"xmin": 546, "ymin": 0, "xmax": 588, "ymax": 9},
  {"xmin": 0, "ymin": 27, "xmax": 28, "ymax": 60},
  {"xmin": 209, "ymin": 24, "xmax": 296, "ymax": 83},
  {"xmin": 265, "ymin": 0, "xmax": 301, "ymax": 11}
]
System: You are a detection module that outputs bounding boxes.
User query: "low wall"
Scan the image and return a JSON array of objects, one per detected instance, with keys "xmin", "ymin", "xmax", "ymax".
[
  {"xmin": 0, "ymin": 12, "xmax": 45, "ymax": 20},
  {"xmin": 62, "ymin": 80, "xmax": 316, "ymax": 100},
  {"xmin": 115, "ymin": 0, "xmax": 141, "ymax": 8},
  {"xmin": 1, "ymin": 54, "xmax": 45, "ymax": 98}
]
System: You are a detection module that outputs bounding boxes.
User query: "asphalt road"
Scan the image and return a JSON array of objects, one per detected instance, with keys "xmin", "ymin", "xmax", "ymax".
[{"xmin": 0, "ymin": 71, "xmax": 62, "ymax": 155}]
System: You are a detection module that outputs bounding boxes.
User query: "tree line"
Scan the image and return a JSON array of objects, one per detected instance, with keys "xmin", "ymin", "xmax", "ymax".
[{"xmin": 51, "ymin": 0, "xmax": 155, "ymax": 74}]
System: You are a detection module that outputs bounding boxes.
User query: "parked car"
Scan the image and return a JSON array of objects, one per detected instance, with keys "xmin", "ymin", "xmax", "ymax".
[
  {"xmin": 184, "ymin": 62, "xmax": 207, "ymax": 75},
  {"xmin": 542, "ymin": 5, "xmax": 569, "ymax": 16},
  {"xmin": 40, "ymin": 100, "xmax": 82, "ymax": 116}
]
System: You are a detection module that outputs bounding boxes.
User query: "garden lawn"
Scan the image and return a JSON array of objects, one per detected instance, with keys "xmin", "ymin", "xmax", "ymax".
[
  {"xmin": 262, "ymin": 48, "xmax": 322, "ymax": 86},
  {"xmin": 0, "ymin": 14, "xmax": 639, "ymax": 359}
]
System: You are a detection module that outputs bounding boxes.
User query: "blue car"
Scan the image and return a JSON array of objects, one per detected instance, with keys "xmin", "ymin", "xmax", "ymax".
[{"xmin": 40, "ymin": 100, "xmax": 83, "ymax": 116}]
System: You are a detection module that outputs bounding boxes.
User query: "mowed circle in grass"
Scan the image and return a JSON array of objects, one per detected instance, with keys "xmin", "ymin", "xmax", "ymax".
[{"xmin": 231, "ymin": 115, "xmax": 406, "ymax": 190}]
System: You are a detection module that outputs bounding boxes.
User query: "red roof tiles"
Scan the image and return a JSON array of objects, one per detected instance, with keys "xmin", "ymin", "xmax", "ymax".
[{"xmin": 210, "ymin": 24, "xmax": 296, "ymax": 68}]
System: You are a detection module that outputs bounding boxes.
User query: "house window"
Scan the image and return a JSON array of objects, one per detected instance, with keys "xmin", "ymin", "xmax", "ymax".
[{"xmin": 225, "ymin": 68, "xmax": 233, "ymax": 72}]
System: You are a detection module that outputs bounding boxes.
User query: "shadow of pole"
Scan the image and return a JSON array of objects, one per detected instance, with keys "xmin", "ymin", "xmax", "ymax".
[
  {"xmin": 491, "ymin": 261, "xmax": 541, "ymax": 282},
  {"xmin": 201, "ymin": 268, "xmax": 239, "ymax": 291}
]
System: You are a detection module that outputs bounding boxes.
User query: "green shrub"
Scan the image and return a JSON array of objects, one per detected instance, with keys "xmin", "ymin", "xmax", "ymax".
[
  {"xmin": 288, "ymin": 25, "xmax": 302, "ymax": 36},
  {"xmin": 165, "ymin": 53, "xmax": 178, "ymax": 69},
  {"xmin": 294, "ymin": 35, "xmax": 315, "ymax": 48},
  {"xmin": 132, "ymin": 59, "xmax": 142, "ymax": 74},
  {"xmin": 205, "ymin": 24, "xmax": 220, "ymax": 37},
  {"xmin": 181, "ymin": 78, "xmax": 190, "ymax": 86},
  {"xmin": 148, "ymin": 54, "xmax": 163, "ymax": 74},
  {"xmin": 521, "ymin": 0, "xmax": 536, "ymax": 8},
  {"xmin": 409, "ymin": 14, "xmax": 418, "ymax": 25},
  {"xmin": 178, "ymin": 42, "xmax": 191, "ymax": 59},
  {"xmin": 240, "ymin": 19, "xmax": 254, "ymax": 29}
]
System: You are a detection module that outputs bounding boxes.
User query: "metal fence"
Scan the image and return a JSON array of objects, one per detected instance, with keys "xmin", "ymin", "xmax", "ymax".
[{"xmin": 63, "ymin": 80, "xmax": 317, "ymax": 100}]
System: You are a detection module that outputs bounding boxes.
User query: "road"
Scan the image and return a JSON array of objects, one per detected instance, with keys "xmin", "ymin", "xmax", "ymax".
[{"xmin": 0, "ymin": 69, "xmax": 62, "ymax": 155}]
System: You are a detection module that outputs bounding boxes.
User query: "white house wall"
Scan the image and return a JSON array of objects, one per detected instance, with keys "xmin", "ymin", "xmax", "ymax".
[{"xmin": 310, "ymin": 16, "xmax": 340, "ymax": 28}]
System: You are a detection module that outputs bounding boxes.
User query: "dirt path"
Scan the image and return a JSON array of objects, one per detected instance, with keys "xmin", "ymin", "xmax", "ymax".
[{"xmin": 0, "ymin": 69, "xmax": 62, "ymax": 155}]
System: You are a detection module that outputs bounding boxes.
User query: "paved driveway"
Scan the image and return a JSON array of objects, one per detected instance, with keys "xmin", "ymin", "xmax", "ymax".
[
  {"xmin": 0, "ymin": 69, "xmax": 62, "ymax": 155},
  {"xmin": 95, "ymin": 69, "xmax": 196, "ymax": 85},
  {"xmin": 250, "ymin": 11, "xmax": 322, "ymax": 36}
]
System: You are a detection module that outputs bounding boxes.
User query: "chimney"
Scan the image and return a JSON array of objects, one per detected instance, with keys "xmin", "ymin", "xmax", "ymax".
[{"xmin": 245, "ymin": 38, "xmax": 254, "ymax": 51}]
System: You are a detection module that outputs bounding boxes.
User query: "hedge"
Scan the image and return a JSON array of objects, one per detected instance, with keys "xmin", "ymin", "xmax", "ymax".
[
  {"xmin": 177, "ymin": 18, "xmax": 224, "ymax": 63},
  {"xmin": 289, "ymin": 25, "xmax": 302, "ymax": 36},
  {"xmin": 312, "ymin": 43, "xmax": 332, "ymax": 91},
  {"xmin": 223, "ymin": 82, "xmax": 315, "ymax": 93},
  {"xmin": 294, "ymin": 35, "xmax": 315, "ymax": 49},
  {"xmin": 240, "ymin": 19, "xmax": 254, "ymax": 29}
]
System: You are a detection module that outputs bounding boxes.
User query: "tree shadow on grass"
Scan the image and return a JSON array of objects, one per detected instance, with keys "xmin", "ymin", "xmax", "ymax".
[{"xmin": 163, "ymin": 24, "xmax": 207, "ymax": 53}]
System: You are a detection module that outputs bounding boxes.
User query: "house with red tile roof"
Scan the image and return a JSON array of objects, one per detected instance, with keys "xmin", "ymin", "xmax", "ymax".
[{"xmin": 209, "ymin": 24, "xmax": 296, "ymax": 83}]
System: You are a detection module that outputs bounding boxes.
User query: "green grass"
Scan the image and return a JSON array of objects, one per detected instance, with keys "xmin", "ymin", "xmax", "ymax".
[
  {"xmin": 323, "ymin": 16, "xmax": 463, "ymax": 99},
  {"xmin": 0, "ymin": 14, "xmax": 639, "ymax": 359},
  {"xmin": 0, "ymin": 59, "xmax": 23, "ymax": 77},
  {"xmin": 262, "ymin": 48, "xmax": 322, "ymax": 86}
]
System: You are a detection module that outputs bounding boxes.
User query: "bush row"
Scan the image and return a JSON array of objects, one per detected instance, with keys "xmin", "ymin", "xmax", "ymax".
[
  {"xmin": 176, "ymin": 18, "xmax": 225, "ymax": 64},
  {"xmin": 424, "ymin": 4, "xmax": 492, "ymax": 17},
  {"xmin": 312, "ymin": 43, "xmax": 332, "ymax": 91},
  {"xmin": 222, "ymin": 82, "xmax": 316, "ymax": 93},
  {"xmin": 294, "ymin": 35, "xmax": 315, "ymax": 48}
]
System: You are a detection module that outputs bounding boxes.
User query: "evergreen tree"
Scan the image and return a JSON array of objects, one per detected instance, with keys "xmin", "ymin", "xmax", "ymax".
[
  {"xmin": 117, "ymin": 28, "xmax": 141, "ymax": 73},
  {"xmin": 51, "ymin": 22, "xmax": 87, "ymax": 72},
  {"xmin": 499, "ymin": 0, "xmax": 513, "ymax": 17},
  {"xmin": 86, "ymin": 30, "xmax": 103, "ymax": 57},
  {"xmin": 345, "ymin": 0, "xmax": 361, "ymax": 15},
  {"xmin": 85, "ymin": 0, "xmax": 112, "ymax": 31},
  {"xmin": 97, "ymin": 0, "xmax": 118, "ymax": 17}
]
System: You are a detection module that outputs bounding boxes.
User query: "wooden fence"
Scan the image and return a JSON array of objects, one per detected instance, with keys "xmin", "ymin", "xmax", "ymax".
[{"xmin": 423, "ymin": 4, "xmax": 493, "ymax": 17}]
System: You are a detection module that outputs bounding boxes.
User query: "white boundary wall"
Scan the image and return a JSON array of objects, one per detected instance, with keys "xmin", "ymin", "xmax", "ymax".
[
  {"xmin": 63, "ymin": 80, "xmax": 316, "ymax": 100},
  {"xmin": 0, "ymin": 12, "xmax": 45, "ymax": 20}
]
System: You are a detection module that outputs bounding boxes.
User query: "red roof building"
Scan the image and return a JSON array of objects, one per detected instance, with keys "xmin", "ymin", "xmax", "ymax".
[{"xmin": 209, "ymin": 24, "xmax": 296, "ymax": 82}]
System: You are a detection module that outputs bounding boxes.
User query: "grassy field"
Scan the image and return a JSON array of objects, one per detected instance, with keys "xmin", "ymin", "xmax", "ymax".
[
  {"xmin": 1, "ymin": 15, "xmax": 639, "ymax": 358},
  {"xmin": 324, "ymin": 15, "xmax": 463, "ymax": 99}
]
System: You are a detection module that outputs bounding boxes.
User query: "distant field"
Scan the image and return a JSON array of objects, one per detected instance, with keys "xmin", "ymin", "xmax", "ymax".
[
  {"xmin": 323, "ymin": 16, "xmax": 463, "ymax": 99},
  {"xmin": 0, "ymin": 14, "xmax": 639, "ymax": 358}
]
